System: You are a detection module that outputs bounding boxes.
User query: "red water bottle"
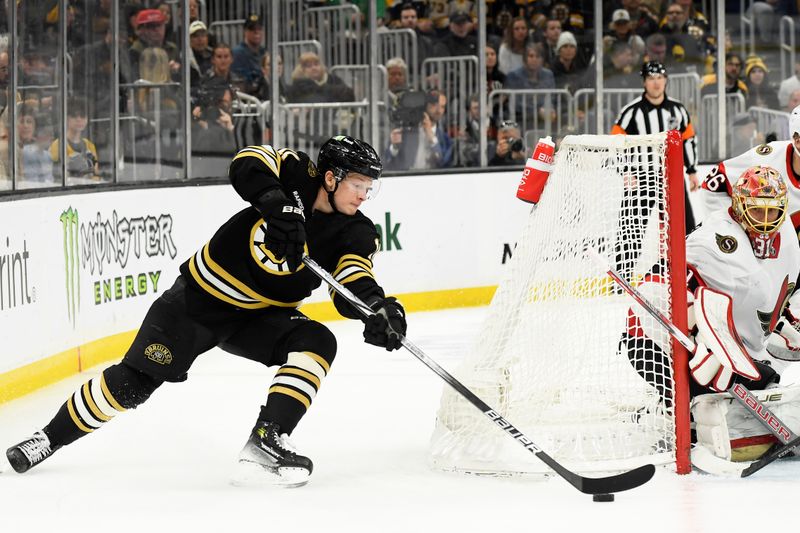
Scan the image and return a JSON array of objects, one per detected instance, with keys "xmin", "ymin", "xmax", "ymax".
[{"xmin": 516, "ymin": 136, "xmax": 555, "ymax": 204}]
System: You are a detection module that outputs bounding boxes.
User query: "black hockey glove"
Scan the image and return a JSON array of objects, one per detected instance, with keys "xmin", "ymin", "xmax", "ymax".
[
  {"xmin": 363, "ymin": 297, "xmax": 407, "ymax": 351},
  {"xmin": 255, "ymin": 189, "xmax": 306, "ymax": 272}
]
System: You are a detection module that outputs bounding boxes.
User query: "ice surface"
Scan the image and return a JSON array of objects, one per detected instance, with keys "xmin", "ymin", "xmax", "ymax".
[{"xmin": 1, "ymin": 307, "xmax": 798, "ymax": 533}]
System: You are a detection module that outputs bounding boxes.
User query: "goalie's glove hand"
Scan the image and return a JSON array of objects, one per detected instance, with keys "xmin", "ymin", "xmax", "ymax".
[
  {"xmin": 255, "ymin": 189, "xmax": 306, "ymax": 272},
  {"xmin": 767, "ymin": 310, "xmax": 800, "ymax": 361},
  {"xmin": 689, "ymin": 341, "xmax": 733, "ymax": 392},
  {"xmin": 363, "ymin": 297, "xmax": 407, "ymax": 351}
]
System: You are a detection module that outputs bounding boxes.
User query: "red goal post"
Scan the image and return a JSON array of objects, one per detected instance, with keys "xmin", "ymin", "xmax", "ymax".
[{"xmin": 431, "ymin": 131, "xmax": 691, "ymax": 475}]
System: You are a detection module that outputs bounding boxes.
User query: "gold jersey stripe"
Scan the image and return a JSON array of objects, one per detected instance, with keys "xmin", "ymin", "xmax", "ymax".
[
  {"xmin": 202, "ymin": 245, "xmax": 301, "ymax": 308},
  {"xmin": 83, "ymin": 382, "xmax": 112, "ymax": 422},
  {"xmin": 100, "ymin": 374, "xmax": 127, "ymax": 412},
  {"xmin": 303, "ymin": 351, "xmax": 331, "ymax": 375},
  {"xmin": 269, "ymin": 385, "xmax": 311, "ymax": 409},
  {"xmin": 67, "ymin": 396, "xmax": 95, "ymax": 433},
  {"xmin": 277, "ymin": 367, "xmax": 321, "ymax": 388},
  {"xmin": 334, "ymin": 254, "xmax": 373, "ymax": 275}
]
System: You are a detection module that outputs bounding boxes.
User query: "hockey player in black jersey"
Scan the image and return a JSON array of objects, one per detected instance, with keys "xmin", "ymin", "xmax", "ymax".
[{"xmin": 5, "ymin": 135, "xmax": 407, "ymax": 487}]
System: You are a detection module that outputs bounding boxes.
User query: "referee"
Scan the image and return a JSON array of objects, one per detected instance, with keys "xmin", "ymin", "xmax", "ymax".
[{"xmin": 610, "ymin": 60, "xmax": 697, "ymax": 280}]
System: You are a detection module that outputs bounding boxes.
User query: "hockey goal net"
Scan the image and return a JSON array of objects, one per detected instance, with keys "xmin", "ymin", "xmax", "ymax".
[{"xmin": 430, "ymin": 132, "xmax": 690, "ymax": 475}]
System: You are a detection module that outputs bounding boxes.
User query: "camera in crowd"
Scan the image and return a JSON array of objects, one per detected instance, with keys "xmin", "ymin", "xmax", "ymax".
[
  {"xmin": 508, "ymin": 137, "xmax": 524, "ymax": 153},
  {"xmin": 192, "ymin": 78, "xmax": 231, "ymax": 122},
  {"xmin": 391, "ymin": 90, "xmax": 428, "ymax": 130}
]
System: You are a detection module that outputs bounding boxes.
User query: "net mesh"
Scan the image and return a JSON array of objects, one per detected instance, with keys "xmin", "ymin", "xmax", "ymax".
[{"xmin": 430, "ymin": 133, "xmax": 679, "ymax": 474}]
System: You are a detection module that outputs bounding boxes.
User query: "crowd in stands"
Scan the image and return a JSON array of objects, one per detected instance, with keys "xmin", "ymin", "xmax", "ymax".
[{"xmin": 2, "ymin": 0, "xmax": 800, "ymax": 184}]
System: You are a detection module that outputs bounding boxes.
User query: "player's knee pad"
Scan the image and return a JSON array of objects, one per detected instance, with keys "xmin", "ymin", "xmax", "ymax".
[
  {"xmin": 102, "ymin": 362, "xmax": 164, "ymax": 410},
  {"xmin": 692, "ymin": 384, "xmax": 800, "ymax": 462},
  {"xmin": 284, "ymin": 321, "xmax": 337, "ymax": 369}
]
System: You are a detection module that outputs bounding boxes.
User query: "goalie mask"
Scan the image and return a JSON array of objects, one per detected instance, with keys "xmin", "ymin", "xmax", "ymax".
[{"xmin": 731, "ymin": 166, "xmax": 788, "ymax": 259}]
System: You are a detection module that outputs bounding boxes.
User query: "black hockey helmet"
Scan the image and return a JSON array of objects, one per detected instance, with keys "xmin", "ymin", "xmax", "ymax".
[
  {"xmin": 641, "ymin": 60, "xmax": 667, "ymax": 78},
  {"xmin": 317, "ymin": 135, "xmax": 382, "ymax": 182}
]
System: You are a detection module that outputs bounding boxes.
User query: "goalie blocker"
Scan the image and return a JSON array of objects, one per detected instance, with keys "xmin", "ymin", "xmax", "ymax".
[{"xmin": 623, "ymin": 166, "xmax": 800, "ymax": 463}]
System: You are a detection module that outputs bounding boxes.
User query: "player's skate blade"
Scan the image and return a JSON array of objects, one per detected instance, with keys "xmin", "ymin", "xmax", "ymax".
[
  {"xmin": 231, "ymin": 459, "xmax": 311, "ymax": 488},
  {"xmin": 6, "ymin": 430, "xmax": 60, "ymax": 473}
]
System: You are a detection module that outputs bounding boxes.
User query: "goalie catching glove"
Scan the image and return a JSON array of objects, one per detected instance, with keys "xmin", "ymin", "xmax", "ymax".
[
  {"xmin": 254, "ymin": 188, "xmax": 306, "ymax": 272},
  {"xmin": 363, "ymin": 297, "xmax": 407, "ymax": 351},
  {"xmin": 767, "ymin": 306, "xmax": 800, "ymax": 362},
  {"xmin": 688, "ymin": 287, "xmax": 761, "ymax": 392}
]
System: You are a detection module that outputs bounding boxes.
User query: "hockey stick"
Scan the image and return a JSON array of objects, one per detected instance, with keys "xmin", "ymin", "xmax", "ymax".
[
  {"xmin": 586, "ymin": 248, "xmax": 799, "ymax": 476},
  {"xmin": 301, "ymin": 255, "xmax": 656, "ymax": 495}
]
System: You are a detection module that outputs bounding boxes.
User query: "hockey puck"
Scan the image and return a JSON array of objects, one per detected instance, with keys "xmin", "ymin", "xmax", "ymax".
[{"xmin": 592, "ymin": 493, "xmax": 615, "ymax": 502}]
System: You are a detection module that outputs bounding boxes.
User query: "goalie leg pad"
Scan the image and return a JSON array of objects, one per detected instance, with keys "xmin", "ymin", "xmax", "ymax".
[{"xmin": 692, "ymin": 384, "xmax": 800, "ymax": 461}]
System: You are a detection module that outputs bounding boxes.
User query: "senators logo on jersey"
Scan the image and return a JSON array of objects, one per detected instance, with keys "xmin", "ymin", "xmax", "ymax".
[
  {"xmin": 756, "ymin": 144, "xmax": 773, "ymax": 156},
  {"xmin": 715, "ymin": 234, "xmax": 738, "ymax": 254}
]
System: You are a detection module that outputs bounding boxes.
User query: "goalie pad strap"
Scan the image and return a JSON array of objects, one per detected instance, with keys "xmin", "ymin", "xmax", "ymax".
[{"xmin": 694, "ymin": 287, "xmax": 760, "ymax": 380}]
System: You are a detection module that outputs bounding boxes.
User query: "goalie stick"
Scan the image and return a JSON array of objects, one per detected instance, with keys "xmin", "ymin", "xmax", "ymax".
[
  {"xmin": 587, "ymin": 248, "xmax": 799, "ymax": 476},
  {"xmin": 301, "ymin": 255, "xmax": 656, "ymax": 495}
]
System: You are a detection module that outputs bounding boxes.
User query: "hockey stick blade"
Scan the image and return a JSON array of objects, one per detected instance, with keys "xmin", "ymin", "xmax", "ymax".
[
  {"xmin": 741, "ymin": 435, "xmax": 800, "ymax": 477},
  {"xmin": 301, "ymin": 255, "xmax": 656, "ymax": 495}
]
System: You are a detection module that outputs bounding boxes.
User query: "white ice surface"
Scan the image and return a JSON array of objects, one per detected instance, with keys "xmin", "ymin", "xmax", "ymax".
[{"xmin": 1, "ymin": 307, "xmax": 799, "ymax": 533}]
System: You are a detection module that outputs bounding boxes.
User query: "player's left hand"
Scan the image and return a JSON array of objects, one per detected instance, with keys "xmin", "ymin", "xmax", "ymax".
[
  {"xmin": 688, "ymin": 173, "xmax": 699, "ymax": 192},
  {"xmin": 363, "ymin": 297, "xmax": 407, "ymax": 351}
]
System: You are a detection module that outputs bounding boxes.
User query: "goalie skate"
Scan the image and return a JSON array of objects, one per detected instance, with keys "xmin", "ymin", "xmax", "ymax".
[
  {"xmin": 6, "ymin": 430, "xmax": 61, "ymax": 473},
  {"xmin": 232, "ymin": 421, "xmax": 313, "ymax": 488}
]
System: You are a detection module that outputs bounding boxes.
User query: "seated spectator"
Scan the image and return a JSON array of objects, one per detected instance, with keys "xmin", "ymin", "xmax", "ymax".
[
  {"xmin": 458, "ymin": 94, "xmax": 487, "ymax": 167},
  {"xmin": 191, "ymin": 79, "xmax": 236, "ymax": 156},
  {"xmin": 286, "ymin": 52, "xmax": 355, "ymax": 103},
  {"xmin": 536, "ymin": 17, "xmax": 562, "ymax": 70},
  {"xmin": 505, "ymin": 44, "xmax": 556, "ymax": 125},
  {"xmin": 384, "ymin": 90, "xmax": 453, "ymax": 170},
  {"xmin": 498, "ymin": 16, "xmax": 531, "ymax": 75},
  {"xmin": 730, "ymin": 112, "xmax": 761, "ymax": 155},
  {"xmin": 156, "ymin": 1, "xmax": 176, "ymax": 44},
  {"xmin": 485, "ymin": 42, "xmax": 507, "ymax": 125},
  {"xmin": 231, "ymin": 14, "xmax": 266, "ymax": 96},
  {"xmin": 128, "ymin": 8, "xmax": 180, "ymax": 81},
  {"xmin": 658, "ymin": 2, "xmax": 705, "ymax": 73},
  {"xmin": 551, "ymin": 31, "xmax": 588, "ymax": 94},
  {"xmin": 435, "ymin": 12, "xmax": 478, "ymax": 57},
  {"xmin": 0, "ymin": 120, "xmax": 9, "ymax": 187},
  {"xmin": 489, "ymin": 120, "xmax": 526, "ymax": 166},
  {"xmin": 622, "ymin": 0, "xmax": 659, "ymax": 37},
  {"xmin": 189, "ymin": 21, "xmax": 213, "ymax": 85},
  {"xmin": 701, "ymin": 53, "xmax": 748, "ymax": 96},
  {"xmin": 255, "ymin": 54, "xmax": 286, "ymax": 103},
  {"xmin": 17, "ymin": 104, "xmax": 53, "ymax": 184},
  {"xmin": 744, "ymin": 55, "xmax": 779, "ymax": 110},
  {"xmin": 604, "ymin": 41, "xmax": 639, "ymax": 89},
  {"xmin": 387, "ymin": 57, "xmax": 411, "ymax": 111},
  {"xmin": 642, "ymin": 32, "xmax": 668, "ymax": 64},
  {"xmin": 604, "ymin": 10, "xmax": 645, "ymax": 66},
  {"xmin": 396, "ymin": 3, "xmax": 439, "ymax": 71},
  {"xmin": 203, "ymin": 43, "xmax": 247, "ymax": 96},
  {"xmin": 779, "ymin": 57, "xmax": 800, "ymax": 108},
  {"xmin": 676, "ymin": 0, "xmax": 709, "ymax": 31},
  {"xmin": 49, "ymin": 98, "xmax": 100, "ymax": 181}
]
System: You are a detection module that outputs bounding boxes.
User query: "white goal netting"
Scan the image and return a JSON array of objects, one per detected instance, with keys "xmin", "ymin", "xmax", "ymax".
[{"xmin": 430, "ymin": 133, "xmax": 684, "ymax": 474}]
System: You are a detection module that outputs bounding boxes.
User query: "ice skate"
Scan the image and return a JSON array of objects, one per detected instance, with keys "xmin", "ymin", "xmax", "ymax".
[
  {"xmin": 232, "ymin": 421, "xmax": 313, "ymax": 488},
  {"xmin": 6, "ymin": 431, "xmax": 61, "ymax": 474}
]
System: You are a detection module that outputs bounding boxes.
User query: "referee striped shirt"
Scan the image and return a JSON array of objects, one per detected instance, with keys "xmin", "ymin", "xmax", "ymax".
[{"xmin": 611, "ymin": 93, "xmax": 697, "ymax": 174}]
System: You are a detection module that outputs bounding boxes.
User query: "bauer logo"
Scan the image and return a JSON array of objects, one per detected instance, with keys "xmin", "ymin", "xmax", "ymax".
[
  {"xmin": 144, "ymin": 343, "xmax": 173, "ymax": 365},
  {"xmin": 59, "ymin": 207, "xmax": 178, "ymax": 326}
]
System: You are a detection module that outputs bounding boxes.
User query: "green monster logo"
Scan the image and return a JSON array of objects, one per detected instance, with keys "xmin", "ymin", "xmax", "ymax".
[{"xmin": 60, "ymin": 207, "xmax": 80, "ymax": 327}]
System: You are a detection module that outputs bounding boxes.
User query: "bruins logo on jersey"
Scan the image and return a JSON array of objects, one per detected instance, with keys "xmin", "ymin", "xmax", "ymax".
[
  {"xmin": 756, "ymin": 144, "xmax": 773, "ymax": 155},
  {"xmin": 715, "ymin": 234, "xmax": 738, "ymax": 254},
  {"xmin": 308, "ymin": 160, "xmax": 319, "ymax": 177},
  {"xmin": 145, "ymin": 343, "xmax": 173, "ymax": 365},
  {"xmin": 251, "ymin": 221, "xmax": 307, "ymax": 275}
]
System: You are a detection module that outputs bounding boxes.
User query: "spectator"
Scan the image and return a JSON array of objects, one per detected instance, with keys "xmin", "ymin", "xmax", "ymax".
[
  {"xmin": 498, "ymin": 16, "xmax": 531, "ymax": 75},
  {"xmin": 397, "ymin": 2, "xmax": 438, "ymax": 70},
  {"xmin": 621, "ymin": 0, "xmax": 659, "ymax": 37},
  {"xmin": 744, "ymin": 55, "xmax": 779, "ymax": 110},
  {"xmin": 701, "ymin": 53, "xmax": 748, "ymax": 96},
  {"xmin": 49, "ymin": 98, "xmax": 100, "ymax": 181},
  {"xmin": 537, "ymin": 17, "xmax": 562, "ymax": 69},
  {"xmin": 642, "ymin": 32, "xmax": 668, "ymax": 64},
  {"xmin": 604, "ymin": 10, "xmax": 645, "ymax": 65},
  {"xmin": 129, "ymin": 8, "xmax": 180, "ymax": 81},
  {"xmin": 256, "ymin": 54, "xmax": 286, "ymax": 103},
  {"xmin": 203, "ymin": 43, "xmax": 247, "ymax": 96},
  {"xmin": 191, "ymin": 79, "xmax": 237, "ymax": 159},
  {"xmin": 551, "ymin": 31, "xmax": 588, "ymax": 94},
  {"xmin": 675, "ymin": 0, "xmax": 709, "ymax": 30},
  {"xmin": 17, "ymin": 104, "xmax": 53, "ymax": 184},
  {"xmin": 0, "ymin": 49, "xmax": 9, "ymax": 120},
  {"xmin": 458, "ymin": 93, "xmax": 488, "ymax": 167},
  {"xmin": 0, "ymin": 120, "xmax": 8, "ymax": 187},
  {"xmin": 489, "ymin": 120, "xmax": 527, "ymax": 166},
  {"xmin": 505, "ymin": 44, "xmax": 556, "ymax": 126},
  {"xmin": 189, "ymin": 21, "xmax": 213, "ymax": 83},
  {"xmin": 730, "ymin": 112, "xmax": 761, "ymax": 155},
  {"xmin": 189, "ymin": 0, "xmax": 200, "ymax": 23},
  {"xmin": 605, "ymin": 41, "xmax": 639, "ymax": 88},
  {"xmin": 387, "ymin": 57, "xmax": 411, "ymax": 111},
  {"xmin": 549, "ymin": 1, "xmax": 585, "ymax": 39},
  {"xmin": 156, "ymin": 2, "xmax": 176, "ymax": 45},
  {"xmin": 436, "ymin": 12, "xmax": 478, "ymax": 57},
  {"xmin": 231, "ymin": 14, "xmax": 266, "ymax": 96},
  {"xmin": 659, "ymin": 2, "xmax": 704, "ymax": 73},
  {"xmin": 286, "ymin": 52, "xmax": 355, "ymax": 103},
  {"xmin": 384, "ymin": 90, "xmax": 453, "ymax": 170},
  {"xmin": 779, "ymin": 58, "xmax": 800, "ymax": 108}
]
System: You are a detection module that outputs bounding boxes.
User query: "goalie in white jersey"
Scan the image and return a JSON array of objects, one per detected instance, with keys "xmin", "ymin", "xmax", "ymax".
[{"xmin": 625, "ymin": 166, "xmax": 800, "ymax": 462}]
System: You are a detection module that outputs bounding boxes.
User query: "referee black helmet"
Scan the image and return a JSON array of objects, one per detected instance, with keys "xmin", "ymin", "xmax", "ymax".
[{"xmin": 641, "ymin": 60, "xmax": 667, "ymax": 79}]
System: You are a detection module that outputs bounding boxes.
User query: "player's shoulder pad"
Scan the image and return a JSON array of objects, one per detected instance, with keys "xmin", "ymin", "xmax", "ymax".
[{"xmin": 230, "ymin": 145, "xmax": 316, "ymax": 179}]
